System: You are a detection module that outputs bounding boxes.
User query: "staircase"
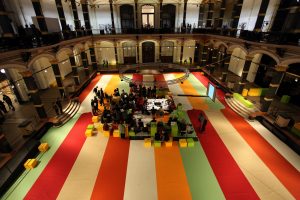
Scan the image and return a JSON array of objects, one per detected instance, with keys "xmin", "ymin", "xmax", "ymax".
[
  {"xmin": 53, "ymin": 98, "xmax": 81, "ymax": 127},
  {"xmin": 225, "ymin": 96, "xmax": 259, "ymax": 119}
]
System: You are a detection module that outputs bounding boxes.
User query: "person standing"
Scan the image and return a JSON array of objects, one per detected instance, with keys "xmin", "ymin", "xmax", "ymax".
[
  {"xmin": 56, "ymin": 98, "xmax": 63, "ymax": 114},
  {"xmin": 0, "ymin": 100, "xmax": 8, "ymax": 114},
  {"xmin": 52, "ymin": 102, "xmax": 60, "ymax": 116},
  {"xmin": 3, "ymin": 94, "xmax": 15, "ymax": 111}
]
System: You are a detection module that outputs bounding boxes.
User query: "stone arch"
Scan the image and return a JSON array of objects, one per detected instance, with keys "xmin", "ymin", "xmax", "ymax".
[
  {"xmin": 248, "ymin": 49, "xmax": 280, "ymax": 64},
  {"xmin": 227, "ymin": 44, "xmax": 248, "ymax": 55},
  {"xmin": 28, "ymin": 53, "xmax": 56, "ymax": 70},
  {"xmin": 0, "ymin": 62, "xmax": 28, "ymax": 71},
  {"xmin": 279, "ymin": 56, "xmax": 300, "ymax": 66},
  {"xmin": 214, "ymin": 41, "xmax": 229, "ymax": 49},
  {"xmin": 56, "ymin": 47, "xmax": 72, "ymax": 59}
]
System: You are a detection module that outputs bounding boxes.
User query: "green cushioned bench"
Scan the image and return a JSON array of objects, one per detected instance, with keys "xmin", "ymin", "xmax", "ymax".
[
  {"xmin": 87, "ymin": 124, "xmax": 94, "ymax": 130},
  {"xmin": 233, "ymin": 93, "xmax": 254, "ymax": 108},
  {"xmin": 154, "ymin": 140, "xmax": 161, "ymax": 147},
  {"xmin": 187, "ymin": 138, "xmax": 195, "ymax": 147}
]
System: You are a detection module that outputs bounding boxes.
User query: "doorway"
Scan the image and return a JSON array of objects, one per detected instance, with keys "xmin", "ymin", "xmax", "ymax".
[
  {"xmin": 120, "ymin": 5, "xmax": 134, "ymax": 33},
  {"xmin": 142, "ymin": 42, "xmax": 155, "ymax": 63}
]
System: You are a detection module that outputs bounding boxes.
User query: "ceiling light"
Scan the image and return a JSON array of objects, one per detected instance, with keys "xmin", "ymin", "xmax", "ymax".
[{"xmin": 0, "ymin": 69, "xmax": 5, "ymax": 73}]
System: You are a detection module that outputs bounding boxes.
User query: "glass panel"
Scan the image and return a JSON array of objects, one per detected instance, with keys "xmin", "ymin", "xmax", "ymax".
[{"xmin": 148, "ymin": 14, "xmax": 154, "ymax": 27}]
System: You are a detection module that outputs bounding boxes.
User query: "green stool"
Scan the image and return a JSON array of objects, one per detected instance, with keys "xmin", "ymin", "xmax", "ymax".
[
  {"xmin": 154, "ymin": 140, "xmax": 161, "ymax": 147},
  {"xmin": 87, "ymin": 124, "xmax": 94, "ymax": 130},
  {"xmin": 281, "ymin": 95, "xmax": 290, "ymax": 104},
  {"xmin": 187, "ymin": 138, "xmax": 195, "ymax": 147}
]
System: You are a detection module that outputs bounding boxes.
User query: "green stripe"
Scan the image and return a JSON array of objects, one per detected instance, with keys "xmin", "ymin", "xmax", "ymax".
[
  {"xmin": 179, "ymin": 111, "xmax": 225, "ymax": 200},
  {"xmin": 3, "ymin": 114, "xmax": 80, "ymax": 200},
  {"xmin": 187, "ymin": 74, "xmax": 225, "ymax": 110},
  {"xmin": 180, "ymin": 143, "xmax": 225, "ymax": 200}
]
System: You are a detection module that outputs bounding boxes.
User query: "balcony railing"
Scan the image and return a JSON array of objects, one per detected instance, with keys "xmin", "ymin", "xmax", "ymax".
[{"xmin": 0, "ymin": 28, "xmax": 299, "ymax": 53}]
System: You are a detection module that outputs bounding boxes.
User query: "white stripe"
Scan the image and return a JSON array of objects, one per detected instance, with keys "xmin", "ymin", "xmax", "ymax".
[
  {"xmin": 57, "ymin": 133, "xmax": 109, "ymax": 200},
  {"xmin": 123, "ymin": 141, "xmax": 158, "ymax": 200},
  {"xmin": 164, "ymin": 74, "xmax": 193, "ymax": 111},
  {"xmin": 205, "ymin": 111, "xmax": 295, "ymax": 200},
  {"xmin": 78, "ymin": 75, "xmax": 112, "ymax": 114},
  {"xmin": 247, "ymin": 120, "xmax": 300, "ymax": 172}
]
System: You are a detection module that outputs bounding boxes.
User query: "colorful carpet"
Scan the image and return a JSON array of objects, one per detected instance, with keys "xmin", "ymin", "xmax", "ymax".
[{"xmin": 3, "ymin": 73, "xmax": 300, "ymax": 200}]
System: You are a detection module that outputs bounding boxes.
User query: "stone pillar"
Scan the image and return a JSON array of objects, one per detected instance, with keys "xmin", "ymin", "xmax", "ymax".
[
  {"xmin": 109, "ymin": 0, "xmax": 116, "ymax": 34},
  {"xmin": 218, "ymin": 0, "xmax": 226, "ymax": 28},
  {"xmin": 54, "ymin": 0, "xmax": 67, "ymax": 33},
  {"xmin": 201, "ymin": 44, "xmax": 208, "ymax": 66},
  {"xmin": 240, "ymin": 55, "xmax": 253, "ymax": 83},
  {"xmin": 254, "ymin": 0, "xmax": 270, "ymax": 31},
  {"xmin": 134, "ymin": 0, "xmax": 138, "ymax": 29},
  {"xmin": 0, "ymin": 0, "xmax": 14, "ymax": 37},
  {"xmin": 231, "ymin": 0, "xmax": 243, "ymax": 29},
  {"xmin": 89, "ymin": 45, "xmax": 98, "ymax": 71},
  {"xmin": 136, "ymin": 36, "xmax": 140, "ymax": 63},
  {"xmin": 221, "ymin": 50, "xmax": 232, "ymax": 82},
  {"xmin": 20, "ymin": 71, "xmax": 47, "ymax": 119},
  {"xmin": 68, "ymin": 53, "xmax": 80, "ymax": 85},
  {"xmin": 114, "ymin": 41, "xmax": 118, "ymax": 66},
  {"xmin": 31, "ymin": 0, "xmax": 48, "ymax": 34},
  {"xmin": 159, "ymin": 36, "xmax": 162, "ymax": 61},
  {"xmin": 206, "ymin": 2, "xmax": 214, "ymax": 28},
  {"xmin": 50, "ymin": 59, "xmax": 65, "ymax": 97},
  {"xmin": 159, "ymin": 0, "xmax": 163, "ymax": 29},
  {"xmin": 182, "ymin": 0, "xmax": 188, "ymax": 27},
  {"xmin": 81, "ymin": 49, "xmax": 89, "ymax": 76},
  {"xmin": 70, "ymin": 0, "xmax": 81, "ymax": 36},
  {"xmin": 81, "ymin": 0, "xmax": 92, "ymax": 35},
  {"xmin": 261, "ymin": 65, "xmax": 288, "ymax": 112},
  {"xmin": 198, "ymin": 4, "xmax": 205, "ymax": 28},
  {"xmin": 180, "ymin": 39, "xmax": 184, "ymax": 64}
]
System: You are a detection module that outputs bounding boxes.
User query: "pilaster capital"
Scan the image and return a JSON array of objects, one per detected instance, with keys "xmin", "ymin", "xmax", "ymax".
[
  {"xmin": 19, "ymin": 71, "xmax": 33, "ymax": 78},
  {"xmin": 275, "ymin": 65, "xmax": 288, "ymax": 72}
]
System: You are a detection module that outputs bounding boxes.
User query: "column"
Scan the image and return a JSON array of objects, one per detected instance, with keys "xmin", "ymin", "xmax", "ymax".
[
  {"xmin": 20, "ymin": 71, "xmax": 47, "ymax": 119},
  {"xmin": 68, "ymin": 53, "xmax": 80, "ymax": 85},
  {"xmin": 0, "ymin": 0, "xmax": 14, "ymax": 37},
  {"xmin": 50, "ymin": 59, "xmax": 65, "ymax": 97},
  {"xmin": 81, "ymin": 0, "xmax": 92, "ymax": 35},
  {"xmin": 159, "ymin": 36, "xmax": 162, "ymax": 61},
  {"xmin": 206, "ymin": 2, "xmax": 214, "ymax": 28},
  {"xmin": 54, "ymin": 0, "xmax": 67, "ymax": 34},
  {"xmin": 109, "ymin": 0, "xmax": 116, "ymax": 34},
  {"xmin": 218, "ymin": 0, "xmax": 226, "ymax": 28},
  {"xmin": 70, "ymin": 0, "xmax": 81, "ymax": 36},
  {"xmin": 240, "ymin": 55, "xmax": 253, "ymax": 83},
  {"xmin": 89, "ymin": 45, "xmax": 98, "ymax": 71},
  {"xmin": 254, "ymin": 0, "xmax": 270, "ymax": 31},
  {"xmin": 235, "ymin": 55, "xmax": 253, "ymax": 93},
  {"xmin": 31, "ymin": 0, "xmax": 48, "ymax": 34},
  {"xmin": 135, "ymin": 0, "xmax": 138, "ymax": 29},
  {"xmin": 159, "ymin": 0, "xmax": 163, "ymax": 29},
  {"xmin": 231, "ymin": 0, "xmax": 243, "ymax": 29},
  {"xmin": 261, "ymin": 65, "xmax": 287, "ymax": 112},
  {"xmin": 182, "ymin": 0, "xmax": 188, "ymax": 27},
  {"xmin": 221, "ymin": 50, "xmax": 232, "ymax": 82},
  {"xmin": 198, "ymin": 4, "xmax": 205, "ymax": 28},
  {"xmin": 114, "ymin": 41, "xmax": 118, "ymax": 66},
  {"xmin": 180, "ymin": 39, "xmax": 184, "ymax": 64},
  {"xmin": 136, "ymin": 36, "xmax": 140, "ymax": 63},
  {"xmin": 201, "ymin": 44, "xmax": 208, "ymax": 66},
  {"xmin": 81, "ymin": 49, "xmax": 89, "ymax": 76}
]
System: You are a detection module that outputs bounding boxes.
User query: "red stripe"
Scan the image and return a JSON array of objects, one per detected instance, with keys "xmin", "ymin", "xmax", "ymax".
[
  {"xmin": 78, "ymin": 75, "xmax": 102, "ymax": 102},
  {"xmin": 132, "ymin": 73, "xmax": 143, "ymax": 83},
  {"xmin": 193, "ymin": 72, "xmax": 300, "ymax": 199},
  {"xmin": 90, "ymin": 138, "xmax": 130, "ymax": 200},
  {"xmin": 222, "ymin": 109, "xmax": 300, "ymax": 199},
  {"xmin": 188, "ymin": 109, "xmax": 259, "ymax": 200},
  {"xmin": 24, "ymin": 113, "xmax": 92, "ymax": 200}
]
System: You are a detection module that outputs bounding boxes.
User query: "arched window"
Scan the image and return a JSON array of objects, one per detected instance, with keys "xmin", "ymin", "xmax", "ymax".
[
  {"xmin": 142, "ymin": 5, "xmax": 155, "ymax": 28},
  {"xmin": 122, "ymin": 42, "xmax": 136, "ymax": 57},
  {"xmin": 161, "ymin": 41, "xmax": 174, "ymax": 63}
]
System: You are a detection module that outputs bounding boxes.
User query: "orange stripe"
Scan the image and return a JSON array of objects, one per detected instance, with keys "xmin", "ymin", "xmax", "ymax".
[
  {"xmin": 174, "ymin": 73, "xmax": 208, "ymax": 110},
  {"xmin": 155, "ymin": 143, "xmax": 192, "ymax": 200}
]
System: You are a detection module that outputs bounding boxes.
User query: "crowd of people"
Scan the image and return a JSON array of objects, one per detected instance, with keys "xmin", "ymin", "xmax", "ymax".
[{"xmin": 90, "ymin": 82, "xmax": 195, "ymax": 140}]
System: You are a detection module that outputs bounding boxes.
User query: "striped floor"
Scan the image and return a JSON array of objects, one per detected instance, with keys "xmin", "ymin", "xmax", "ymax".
[{"xmin": 2, "ymin": 73, "xmax": 300, "ymax": 200}]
